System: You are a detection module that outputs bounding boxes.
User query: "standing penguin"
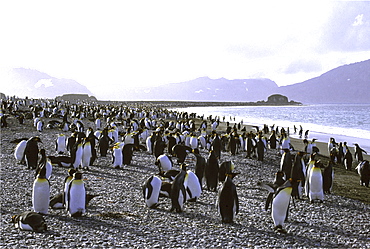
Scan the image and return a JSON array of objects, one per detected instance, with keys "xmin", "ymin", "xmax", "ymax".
[
  {"xmin": 271, "ymin": 180, "xmax": 293, "ymax": 234},
  {"xmin": 343, "ymin": 147, "xmax": 353, "ymax": 171},
  {"xmin": 122, "ymin": 144, "xmax": 134, "ymax": 166},
  {"xmin": 323, "ymin": 158, "xmax": 334, "ymax": 194},
  {"xmin": 205, "ymin": 150, "xmax": 219, "ymax": 192},
  {"xmin": 36, "ymin": 120, "xmax": 44, "ymax": 132},
  {"xmin": 354, "ymin": 143, "xmax": 367, "ymax": 162},
  {"xmin": 11, "ymin": 211, "xmax": 47, "ymax": 232},
  {"xmin": 304, "ymin": 153, "xmax": 316, "ymax": 196},
  {"xmin": 269, "ymin": 130, "xmax": 277, "ymax": 149},
  {"xmin": 256, "ymin": 134, "xmax": 266, "ymax": 161},
  {"xmin": 56, "ymin": 134, "xmax": 67, "ymax": 154},
  {"xmin": 142, "ymin": 175, "xmax": 162, "ymax": 208},
  {"xmin": 355, "ymin": 160, "xmax": 370, "ymax": 187},
  {"xmin": 290, "ymin": 152, "xmax": 305, "ymax": 199},
  {"xmin": 193, "ymin": 149, "xmax": 206, "ymax": 188},
  {"xmin": 170, "ymin": 164, "xmax": 188, "ymax": 213},
  {"xmin": 25, "ymin": 137, "xmax": 42, "ymax": 169},
  {"xmin": 185, "ymin": 170, "xmax": 202, "ymax": 202},
  {"xmin": 112, "ymin": 144, "xmax": 123, "ymax": 169},
  {"xmin": 81, "ymin": 138, "xmax": 92, "ymax": 170},
  {"xmin": 71, "ymin": 137, "xmax": 83, "ymax": 169},
  {"xmin": 217, "ymin": 172, "xmax": 239, "ymax": 223},
  {"xmin": 308, "ymin": 161, "xmax": 324, "ymax": 203},
  {"xmin": 280, "ymin": 149, "xmax": 292, "ymax": 180},
  {"xmin": 32, "ymin": 166, "xmax": 50, "ymax": 214},
  {"xmin": 14, "ymin": 139, "xmax": 27, "ymax": 164},
  {"xmin": 64, "ymin": 168, "xmax": 77, "ymax": 207},
  {"xmin": 98, "ymin": 128, "xmax": 112, "ymax": 157},
  {"xmin": 67, "ymin": 172, "xmax": 86, "ymax": 217}
]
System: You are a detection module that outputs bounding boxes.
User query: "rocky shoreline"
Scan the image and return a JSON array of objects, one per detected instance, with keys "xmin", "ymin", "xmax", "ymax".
[{"xmin": 1, "ymin": 108, "xmax": 369, "ymax": 248}]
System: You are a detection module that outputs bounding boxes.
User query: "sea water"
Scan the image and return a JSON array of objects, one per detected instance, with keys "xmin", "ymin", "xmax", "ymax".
[{"xmin": 170, "ymin": 104, "xmax": 370, "ymax": 152}]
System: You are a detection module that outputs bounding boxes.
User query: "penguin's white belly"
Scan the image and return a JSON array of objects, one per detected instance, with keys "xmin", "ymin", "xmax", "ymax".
[
  {"xmin": 272, "ymin": 189, "xmax": 291, "ymax": 226},
  {"xmin": 81, "ymin": 146, "xmax": 92, "ymax": 167},
  {"xmin": 32, "ymin": 181, "xmax": 50, "ymax": 214},
  {"xmin": 113, "ymin": 148, "xmax": 123, "ymax": 167},
  {"xmin": 14, "ymin": 141, "xmax": 27, "ymax": 161},
  {"xmin": 189, "ymin": 138, "xmax": 198, "ymax": 149},
  {"xmin": 309, "ymin": 171, "xmax": 324, "ymax": 201},
  {"xmin": 145, "ymin": 176, "xmax": 161, "ymax": 207},
  {"xmin": 68, "ymin": 184, "xmax": 86, "ymax": 215},
  {"xmin": 73, "ymin": 147, "xmax": 83, "ymax": 169},
  {"xmin": 185, "ymin": 172, "xmax": 202, "ymax": 200},
  {"xmin": 18, "ymin": 222, "xmax": 33, "ymax": 231},
  {"xmin": 158, "ymin": 155, "xmax": 172, "ymax": 171}
]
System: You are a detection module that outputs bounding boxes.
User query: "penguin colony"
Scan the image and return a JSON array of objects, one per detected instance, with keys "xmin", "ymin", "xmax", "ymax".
[{"xmin": 2, "ymin": 97, "xmax": 368, "ymax": 236}]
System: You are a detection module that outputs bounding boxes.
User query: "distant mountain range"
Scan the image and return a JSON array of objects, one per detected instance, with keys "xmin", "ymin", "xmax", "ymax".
[
  {"xmin": 0, "ymin": 68, "xmax": 94, "ymax": 99},
  {"xmin": 1, "ymin": 59, "xmax": 369, "ymax": 104}
]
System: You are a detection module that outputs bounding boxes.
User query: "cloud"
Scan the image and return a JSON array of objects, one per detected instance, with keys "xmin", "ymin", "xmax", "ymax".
[
  {"xmin": 284, "ymin": 60, "xmax": 322, "ymax": 74},
  {"xmin": 320, "ymin": 2, "xmax": 370, "ymax": 52},
  {"xmin": 353, "ymin": 14, "xmax": 364, "ymax": 26}
]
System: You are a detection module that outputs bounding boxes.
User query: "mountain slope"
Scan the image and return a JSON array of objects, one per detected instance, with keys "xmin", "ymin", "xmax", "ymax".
[
  {"xmin": 0, "ymin": 68, "xmax": 94, "ymax": 99},
  {"xmin": 132, "ymin": 77, "xmax": 279, "ymax": 102},
  {"xmin": 276, "ymin": 59, "xmax": 370, "ymax": 104}
]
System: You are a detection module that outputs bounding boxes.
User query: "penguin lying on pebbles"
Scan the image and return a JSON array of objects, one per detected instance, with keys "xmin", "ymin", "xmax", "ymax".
[{"xmin": 11, "ymin": 211, "xmax": 47, "ymax": 232}]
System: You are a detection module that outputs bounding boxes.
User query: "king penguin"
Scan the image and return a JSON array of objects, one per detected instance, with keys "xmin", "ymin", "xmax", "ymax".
[
  {"xmin": 14, "ymin": 139, "xmax": 27, "ymax": 164},
  {"xmin": 185, "ymin": 170, "xmax": 202, "ymax": 202},
  {"xmin": 271, "ymin": 180, "xmax": 293, "ymax": 234},
  {"xmin": 25, "ymin": 137, "xmax": 42, "ymax": 170},
  {"xmin": 67, "ymin": 172, "xmax": 86, "ymax": 217},
  {"xmin": 155, "ymin": 154, "xmax": 173, "ymax": 173},
  {"xmin": 217, "ymin": 172, "xmax": 239, "ymax": 223},
  {"xmin": 81, "ymin": 138, "xmax": 92, "ymax": 170},
  {"xmin": 64, "ymin": 168, "xmax": 77, "ymax": 207},
  {"xmin": 308, "ymin": 160, "xmax": 324, "ymax": 203},
  {"xmin": 11, "ymin": 211, "xmax": 47, "ymax": 232},
  {"xmin": 32, "ymin": 166, "xmax": 50, "ymax": 214},
  {"xmin": 170, "ymin": 164, "xmax": 188, "ymax": 213},
  {"xmin": 304, "ymin": 153, "xmax": 316, "ymax": 197},
  {"xmin": 205, "ymin": 150, "xmax": 219, "ymax": 192},
  {"xmin": 142, "ymin": 175, "xmax": 162, "ymax": 208},
  {"xmin": 56, "ymin": 134, "xmax": 67, "ymax": 154},
  {"xmin": 112, "ymin": 144, "xmax": 123, "ymax": 169},
  {"xmin": 71, "ymin": 138, "xmax": 83, "ymax": 169}
]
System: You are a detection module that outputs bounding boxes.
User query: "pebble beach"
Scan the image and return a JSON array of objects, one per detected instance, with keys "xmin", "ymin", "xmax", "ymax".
[{"xmin": 1, "ymin": 100, "xmax": 369, "ymax": 248}]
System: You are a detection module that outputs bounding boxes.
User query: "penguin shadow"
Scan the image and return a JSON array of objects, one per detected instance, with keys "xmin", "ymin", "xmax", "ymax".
[
  {"xmin": 145, "ymin": 204, "xmax": 222, "ymax": 225},
  {"xmin": 47, "ymin": 212, "xmax": 143, "ymax": 236},
  {"xmin": 84, "ymin": 166, "xmax": 138, "ymax": 182},
  {"xmin": 319, "ymin": 195, "xmax": 367, "ymax": 213}
]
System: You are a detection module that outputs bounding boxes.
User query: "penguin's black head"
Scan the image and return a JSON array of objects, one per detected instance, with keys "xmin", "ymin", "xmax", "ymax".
[
  {"xmin": 68, "ymin": 168, "xmax": 77, "ymax": 176},
  {"xmin": 180, "ymin": 163, "xmax": 187, "ymax": 171},
  {"xmin": 73, "ymin": 172, "xmax": 83, "ymax": 180},
  {"xmin": 31, "ymin": 136, "xmax": 42, "ymax": 143},
  {"xmin": 315, "ymin": 160, "xmax": 324, "ymax": 168}
]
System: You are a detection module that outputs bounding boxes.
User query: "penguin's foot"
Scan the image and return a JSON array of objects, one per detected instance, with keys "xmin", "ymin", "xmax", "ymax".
[{"xmin": 274, "ymin": 225, "xmax": 287, "ymax": 234}]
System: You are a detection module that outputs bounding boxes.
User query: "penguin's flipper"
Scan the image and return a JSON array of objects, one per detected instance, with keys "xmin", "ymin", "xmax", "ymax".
[
  {"xmin": 265, "ymin": 193, "xmax": 274, "ymax": 211},
  {"xmin": 257, "ymin": 182, "xmax": 275, "ymax": 193}
]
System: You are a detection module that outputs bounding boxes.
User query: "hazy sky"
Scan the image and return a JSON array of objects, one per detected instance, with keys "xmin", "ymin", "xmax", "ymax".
[{"xmin": 1, "ymin": 1, "xmax": 370, "ymax": 99}]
